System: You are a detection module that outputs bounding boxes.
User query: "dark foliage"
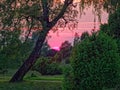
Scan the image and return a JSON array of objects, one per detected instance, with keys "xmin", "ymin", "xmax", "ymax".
[
  {"xmin": 32, "ymin": 57, "xmax": 62, "ymax": 75},
  {"xmin": 64, "ymin": 32, "xmax": 120, "ymax": 90},
  {"xmin": 0, "ymin": 30, "xmax": 33, "ymax": 69}
]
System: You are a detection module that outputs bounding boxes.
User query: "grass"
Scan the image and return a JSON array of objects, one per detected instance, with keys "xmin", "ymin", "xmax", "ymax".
[
  {"xmin": 0, "ymin": 81, "xmax": 62, "ymax": 90},
  {"xmin": 0, "ymin": 70, "xmax": 63, "ymax": 90},
  {"xmin": 25, "ymin": 70, "xmax": 63, "ymax": 81},
  {"xmin": 0, "ymin": 69, "xmax": 119, "ymax": 90}
]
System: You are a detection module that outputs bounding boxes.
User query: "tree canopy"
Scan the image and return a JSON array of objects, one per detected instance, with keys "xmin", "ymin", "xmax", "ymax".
[{"xmin": 0, "ymin": 0, "xmax": 119, "ymax": 34}]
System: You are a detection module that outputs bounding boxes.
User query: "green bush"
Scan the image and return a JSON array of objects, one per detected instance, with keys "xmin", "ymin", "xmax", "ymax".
[
  {"xmin": 63, "ymin": 64, "xmax": 74, "ymax": 90},
  {"xmin": 32, "ymin": 57, "xmax": 62, "ymax": 75},
  {"xmin": 108, "ymin": 8, "xmax": 120, "ymax": 54},
  {"xmin": 47, "ymin": 62, "xmax": 62, "ymax": 75},
  {"xmin": 108, "ymin": 8, "xmax": 120, "ymax": 39},
  {"xmin": 64, "ymin": 32, "xmax": 120, "ymax": 90},
  {"xmin": 0, "ymin": 30, "xmax": 33, "ymax": 69}
]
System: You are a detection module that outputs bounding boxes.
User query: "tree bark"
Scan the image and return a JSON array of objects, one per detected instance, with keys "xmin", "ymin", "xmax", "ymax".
[{"xmin": 9, "ymin": 29, "xmax": 49, "ymax": 82}]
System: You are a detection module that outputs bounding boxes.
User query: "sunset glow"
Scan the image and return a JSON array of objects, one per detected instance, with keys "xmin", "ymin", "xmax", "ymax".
[
  {"xmin": 52, "ymin": 46, "xmax": 60, "ymax": 51},
  {"xmin": 48, "ymin": 6, "xmax": 108, "ymax": 48}
]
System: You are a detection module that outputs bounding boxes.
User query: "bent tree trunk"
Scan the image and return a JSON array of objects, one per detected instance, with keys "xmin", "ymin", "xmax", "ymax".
[
  {"xmin": 9, "ymin": 0, "xmax": 73, "ymax": 82},
  {"xmin": 9, "ymin": 30, "xmax": 49, "ymax": 82}
]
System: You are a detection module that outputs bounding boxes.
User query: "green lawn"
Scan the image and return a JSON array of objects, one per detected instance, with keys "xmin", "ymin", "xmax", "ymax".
[
  {"xmin": 0, "ymin": 81, "xmax": 62, "ymax": 90},
  {"xmin": 0, "ymin": 69, "xmax": 119, "ymax": 90},
  {"xmin": 0, "ymin": 70, "xmax": 63, "ymax": 90}
]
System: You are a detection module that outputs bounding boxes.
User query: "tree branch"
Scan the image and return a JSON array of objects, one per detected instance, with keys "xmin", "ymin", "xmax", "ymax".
[
  {"xmin": 49, "ymin": 0, "xmax": 73, "ymax": 28},
  {"xmin": 41, "ymin": 0, "xmax": 49, "ymax": 26},
  {"xmin": 24, "ymin": 17, "xmax": 34, "ymax": 42}
]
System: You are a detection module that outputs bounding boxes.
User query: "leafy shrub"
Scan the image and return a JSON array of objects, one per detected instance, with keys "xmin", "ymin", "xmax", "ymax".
[
  {"xmin": 33, "ymin": 57, "xmax": 62, "ymax": 75},
  {"xmin": 108, "ymin": 8, "xmax": 120, "ymax": 39},
  {"xmin": 63, "ymin": 64, "xmax": 74, "ymax": 90},
  {"xmin": 47, "ymin": 62, "xmax": 62, "ymax": 75},
  {"xmin": 0, "ymin": 30, "xmax": 33, "ymax": 69},
  {"xmin": 0, "ymin": 67, "xmax": 8, "ymax": 74},
  {"xmin": 64, "ymin": 32, "xmax": 120, "ymax": 90},
  {"xmin": 108, "ymin": 8, "xmax": 120, "ymax": 53}
]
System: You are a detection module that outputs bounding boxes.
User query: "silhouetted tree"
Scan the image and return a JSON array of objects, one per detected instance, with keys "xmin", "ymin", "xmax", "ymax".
[
  {"xmin": 81, "ymin": 31, "xmax": 89, "ymax": 41},
  {"xmin": 60, "ymin": 41, "xmax": 72, "ymax": 63},
  {"xmin": 47, "ymin": 49, "xmax": 58, "ymax": 57},
  {"xmin": 53, "ymin": 41, "xmax": 72, "ymax": 63},
  {"xmin": 73, "ymin": 32, "xmax": 80, "ymax": 45}
]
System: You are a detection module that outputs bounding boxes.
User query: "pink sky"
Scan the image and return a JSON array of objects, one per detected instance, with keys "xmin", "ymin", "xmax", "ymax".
[{"xmin": 48, "ymin": 6, "xmax": 108, "ymax": 48}]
